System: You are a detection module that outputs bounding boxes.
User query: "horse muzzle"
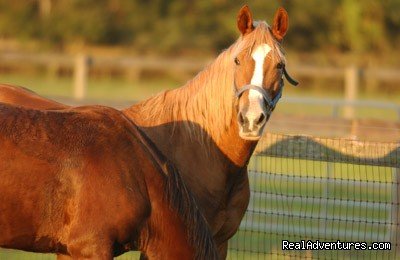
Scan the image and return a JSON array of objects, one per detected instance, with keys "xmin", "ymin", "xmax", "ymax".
[{"xmin": 237, "ymin": 110, "xmax": 269, "ymax": 140}]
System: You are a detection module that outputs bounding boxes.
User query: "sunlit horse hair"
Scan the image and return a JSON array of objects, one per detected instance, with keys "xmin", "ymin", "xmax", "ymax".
[{"xmin": 136, "ymin": 21, "xmax": 285, "ymax": 145}]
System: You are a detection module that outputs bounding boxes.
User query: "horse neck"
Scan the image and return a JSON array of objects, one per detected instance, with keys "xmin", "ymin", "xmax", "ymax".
[{"xmin": 124, "ymin": 48, "xmax": 257, "ymax": 168}]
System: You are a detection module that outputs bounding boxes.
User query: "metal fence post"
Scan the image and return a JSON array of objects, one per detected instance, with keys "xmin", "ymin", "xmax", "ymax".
[
  {"xmin": 392, "ymin": 168, "xmax": 399, "ymax": 254},
  {"xmin": 320, "ymin": 161, "xmax": 333, "ymax": 233}
]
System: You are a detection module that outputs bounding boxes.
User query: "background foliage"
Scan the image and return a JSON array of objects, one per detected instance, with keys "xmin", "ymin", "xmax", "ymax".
[{"xmin": 0, "ymin": 0, "xmax": 399, "ymax": 56}]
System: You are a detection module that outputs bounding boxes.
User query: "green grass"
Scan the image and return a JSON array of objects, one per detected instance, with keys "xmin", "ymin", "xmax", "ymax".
[
  {"xmin": 0, "ymin": 73, "xmax": 180, "ymax": 101},
  {"xmin": 0, "ymin": 250, "xmax": 141, "ymax": 260},
  {"xmin": 0, "ymin": 249, "xmax": 54, "ymax": 260},
  {"xmin": 275, "ymin": 102, "xmax": 400, "ymax": 121}
]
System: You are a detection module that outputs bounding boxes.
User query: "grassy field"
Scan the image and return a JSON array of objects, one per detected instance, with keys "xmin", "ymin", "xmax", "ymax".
[{"xmin": 0, "ymin": 249, "xmax": 259, "ymax": 259}]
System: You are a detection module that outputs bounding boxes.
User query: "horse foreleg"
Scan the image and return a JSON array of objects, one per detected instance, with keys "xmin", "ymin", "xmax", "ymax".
[
  {"xmin": 217, "ymin": 241, "xmax": 228, "ymax": 259},
  {"xmin": 65, "ymin": 239, "xmax": 114, "ymax": 260},
  {"xmin": 57, "ymin": 254, "xmax": 72, "ymax": 260},
  {"xmin": 139, "ymin": 253, "xmax": 149, "ymax": 259},
  {"xmin": 214, "ymin": 170, "xmax": 250, "ymax": 259}
]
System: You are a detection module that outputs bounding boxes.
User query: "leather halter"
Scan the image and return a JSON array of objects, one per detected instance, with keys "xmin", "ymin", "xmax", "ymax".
[{"xmin": 235, "ymin": 65, "xmax": 298, "ymax": 109}]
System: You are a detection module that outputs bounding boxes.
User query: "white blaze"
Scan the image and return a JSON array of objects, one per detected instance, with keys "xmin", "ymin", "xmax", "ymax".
[
  {"xmin": 250, "ymin": 43, "xmax": 271, "ymax": 87},
  {"xmin": 245, "ymin": 44, "xmax": 271, "ymax": 130}
]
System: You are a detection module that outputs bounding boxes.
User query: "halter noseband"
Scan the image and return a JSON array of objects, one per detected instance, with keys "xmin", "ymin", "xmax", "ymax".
[
  {"xmin": 235, "ymin": 65, "xmax": 298, "ymax": 110},
  {"xmin": 235, "ymin": 83, "xmax": 283, "ymax": 109}
]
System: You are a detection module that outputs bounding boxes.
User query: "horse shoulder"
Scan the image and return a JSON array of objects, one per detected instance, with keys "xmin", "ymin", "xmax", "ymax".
[{"xmin": 60, "ymin": 107, "xmax": 152, "ymax": 250}]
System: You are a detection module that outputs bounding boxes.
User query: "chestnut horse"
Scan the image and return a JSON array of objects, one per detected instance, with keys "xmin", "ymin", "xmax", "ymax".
[
  {"xmin": 0, "ymin": 5, "xmax": 297, "ymax": 258},
  {"xmin": 0, "ymin": 103, "xmax": 218, "ymax": 259}
]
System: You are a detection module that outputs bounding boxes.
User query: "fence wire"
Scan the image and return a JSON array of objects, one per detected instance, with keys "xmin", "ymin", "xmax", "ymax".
[
  {"xmin": 1, "ymin": 133, "xmax": 398, "ymax": 260},
  {"xmin": 228, "ymin": 133, "xmax": 399, "ymax": 260}
]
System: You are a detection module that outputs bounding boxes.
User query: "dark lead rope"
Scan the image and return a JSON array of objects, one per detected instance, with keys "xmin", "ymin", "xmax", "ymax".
[
  {"xmin": 235, "ymin": 65, "xmax": 299, "ymax": 109},
  {"xmin": 283, "ymin": 65, "xmax": 299, "ymax": 86}
]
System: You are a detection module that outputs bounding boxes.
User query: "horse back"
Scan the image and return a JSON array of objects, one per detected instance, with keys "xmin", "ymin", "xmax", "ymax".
[{"xmin": 0, "ymin": 84, "xmax": 67, "ymax": 110}]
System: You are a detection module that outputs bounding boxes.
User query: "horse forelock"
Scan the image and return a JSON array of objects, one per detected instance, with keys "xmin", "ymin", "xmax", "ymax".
[
  {"xmin": 234, "ymin": 21, "xmax": 285, "ymax": 64},
  {"xmin": 130, "ymin": 20, "xmax": 284, "ymax": 146}
]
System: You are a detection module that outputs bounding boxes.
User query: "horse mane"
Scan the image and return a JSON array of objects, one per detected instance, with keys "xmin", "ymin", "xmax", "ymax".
[
  {"xmin": 163, "ymin": 156, "xmax": 219, "ymax": 260},
  {"xmin": 128, "ymin": 22, "xmax": 285, "ymax": 145},
  {"xmin": 121, "ymin": 114, "xmax": 219, "ymax": 260}
]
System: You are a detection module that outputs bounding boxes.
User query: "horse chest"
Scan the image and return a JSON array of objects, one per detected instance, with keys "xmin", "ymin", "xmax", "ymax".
[
  {"xmin": 142, "ymin": 122, "xmax": 250, "ymax": 235},
  {"xmin": 185, "ymin": 164, "xmax": 240, "ymax": 229}
]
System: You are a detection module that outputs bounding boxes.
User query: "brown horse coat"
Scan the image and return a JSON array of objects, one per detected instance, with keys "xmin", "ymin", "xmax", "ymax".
[
  {"xmin": 0, "ymin": 6, "xmax": 292, "ymax": 258},
  {"xmin": 0, "ymin": 84, "xmax": 67, "ymax": 109},
  {"xmin": 0, "ymin": 103, "xmax": 217, "ymax": 259}
]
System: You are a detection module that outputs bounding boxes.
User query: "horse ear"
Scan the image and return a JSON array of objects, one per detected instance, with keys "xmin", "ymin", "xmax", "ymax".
[
  {"xmin": 272, "ymin": 7, "xmax": 289, "ymax": 41},
  {"xmin": 237, "ymin": 5, "xmax": 254, "ymax": 36}
]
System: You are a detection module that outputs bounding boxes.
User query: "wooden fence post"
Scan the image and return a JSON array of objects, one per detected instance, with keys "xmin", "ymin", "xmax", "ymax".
[
  {"xmin": 38, "ymin": 0, "xmax": 51, "ymax": 18},
  {"xmin": 125, "ymin": 68, "xmax": 142, "ymax": 82},
  {"xmin": 73, "ymin": 54, "xmax": 89, "ymax": 100},
  {"xmin": 343, "ymin": 65, "xmax": 359, "ymax": 119}
]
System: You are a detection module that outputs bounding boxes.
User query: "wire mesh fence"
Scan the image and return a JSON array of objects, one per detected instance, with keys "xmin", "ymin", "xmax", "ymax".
[
  {"xmin": 228, "ymin": 133, "xmax": 399, "ymax": 259},
  {"xmin": 1, "ymin": 133, "xmax": 399, "ymax": 259}
]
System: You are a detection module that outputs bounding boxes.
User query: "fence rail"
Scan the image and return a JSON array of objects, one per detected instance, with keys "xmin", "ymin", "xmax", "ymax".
[
  {"xmin": 1, "ymin": 52, "xmax": 400, "ymax": 103},
  {"xmin": 282, "ymin": 96, "xmax": 400, "ymax": 120},
  {"xmin": 1, "ymin": 52, "xmax": 400, "ymax": 124}
]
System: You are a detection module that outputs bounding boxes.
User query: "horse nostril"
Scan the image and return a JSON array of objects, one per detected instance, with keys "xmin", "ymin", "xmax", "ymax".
[
  {"xmin": 238, "ymin": 112, "xmax": 245, "ymax": 125},
  {"xmin": 256, "ymin": 113, "xmax": 266, "ymax": 125}
]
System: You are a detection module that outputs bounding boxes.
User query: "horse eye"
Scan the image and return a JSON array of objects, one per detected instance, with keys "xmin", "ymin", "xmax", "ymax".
[
  {"xmin": 234, "ymin": 57, "xmax": 240, "ymax": 65},
  {"xmin": 277, "ymin": 62, "xmax": 284, "ymax": 69}
]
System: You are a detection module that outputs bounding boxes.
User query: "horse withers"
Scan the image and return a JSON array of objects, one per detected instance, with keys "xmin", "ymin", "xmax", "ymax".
[
  {"xmin": 0, "ymin": 103, "xmax": 218, "ymax": 259},
  {"xmin": 0, "ymin": 84, "xmax": 67, "ymax": 109}
]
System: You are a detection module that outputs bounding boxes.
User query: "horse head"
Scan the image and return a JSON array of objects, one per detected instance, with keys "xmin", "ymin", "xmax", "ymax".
[{"xmin": 233, "ymin": 5, "xmax": 297, "ymax": 140}]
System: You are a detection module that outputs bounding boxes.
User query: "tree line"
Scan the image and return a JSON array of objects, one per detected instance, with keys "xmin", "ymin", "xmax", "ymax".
[{"xmin": 0, "ymin": 0, "xmax": 399, "ymax": 55}]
